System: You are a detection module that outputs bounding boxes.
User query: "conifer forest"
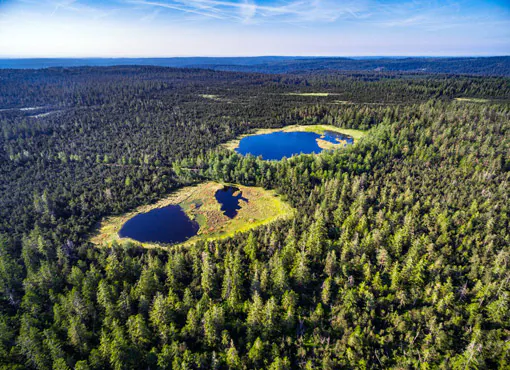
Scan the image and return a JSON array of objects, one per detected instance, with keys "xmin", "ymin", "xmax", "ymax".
[{"xmin": 0, "ymin": 65, "xmax": 509, "ymax": 369}]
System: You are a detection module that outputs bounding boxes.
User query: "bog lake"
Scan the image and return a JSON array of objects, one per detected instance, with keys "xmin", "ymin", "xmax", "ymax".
[
  {"xmin": 118, "ymin": 186, "xmax": 248, "ymax": 244},
  {"xmin": 235, "ymin": 130, "xmax": 354, "ymax": 160}
]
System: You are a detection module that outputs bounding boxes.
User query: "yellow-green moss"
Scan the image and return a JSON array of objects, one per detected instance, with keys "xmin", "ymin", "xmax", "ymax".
[
  {"xmin": 285, "ymin": 92, "xmax": 330, "ymax": 97},
  {"xmin": 454, "ymin": 97, "xmax": 490, "ymax": 103},
  {"xmin": 90, "ymin": 182, "xmax": 294, "ymax": 249}
]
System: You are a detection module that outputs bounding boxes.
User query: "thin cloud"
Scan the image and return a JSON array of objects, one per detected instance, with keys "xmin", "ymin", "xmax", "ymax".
[
  {"xmin": 45, "ymin": 0, "xmax": 114, "ymax": 19},
  {"xmin": 371, "ymin": 0, "xmax": 509, "ymax": 32},
  {"xmin": 140, "ymin": 7, "xmax": 160, "ymax": 21},
  {"xmin": 126, "ymin": 0, "xmax": 371, "ymax": 24},
  {"xmin": 129, "ymin": 0, "xmax": 229, "ymax": 19},
  {"xmin": 50, "ymin": 0, "xmax": 77, "ymax": 16},
  {"xmin": 239, "ymin": 0, "xmax": 256, "ymax": 23}
]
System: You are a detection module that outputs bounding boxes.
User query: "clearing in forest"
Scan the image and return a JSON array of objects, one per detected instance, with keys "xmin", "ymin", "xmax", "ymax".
[
  {"xmin": 200, "ymin": 94, "xmax": 221, "ymax": 100},
  {"xmin": 454, "ymin": 97, "xmax": 490, "ymax": 103},
  {"xmin": 285, "ymin": 92, "xmax": 330, "ymax": 97},
  {"xmin": 90, "ymin": 182, "xmax": 293, "ymax": 248}
]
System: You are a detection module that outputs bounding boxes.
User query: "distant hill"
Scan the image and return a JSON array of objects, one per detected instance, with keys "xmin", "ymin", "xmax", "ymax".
[
  {"xmin": 0, "ymin": 56, "xmax": 509, "ymax": 76},
  {"xmin": 206, "ymin": 56, "xmax": 510, "ymax": 76},
  {"xmin": 0, "ymin": 57, "xmax": 302, "ymax": 69}
]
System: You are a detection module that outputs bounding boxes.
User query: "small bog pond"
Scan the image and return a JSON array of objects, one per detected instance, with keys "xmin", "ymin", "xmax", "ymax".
[
  {"xmin": 118, "ymin": 205, "xmax": 199, "ymax": 244},
  {"xmin": 92, "ymin": 182, "xmax": 294, "ymax": 248},
  {"xmin": 235, "ymin": 130, "xmax": 353, "ymax": 160},
  {"xmin": 215, "ymin": 186, "xmax": 248, "ymax": 218},
  {"xmin": 117, "ymin": 186, "xmax": 248, "ymax": 244}
]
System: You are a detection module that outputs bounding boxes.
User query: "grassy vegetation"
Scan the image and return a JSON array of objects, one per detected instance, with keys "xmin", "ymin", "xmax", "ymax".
[
  {"xmin": 200, "ymin": 94, "xmax": 233, "ymax": 102},
  {"xmin": 90, "ymin": 182, "xmax": 293, "ymax": 249},
  {"xmin": 454, "ymin": 97, "xmax": 490, "ymax": 103},
  {"xmin": 222, "ymin": 124, "xmax": 367, "ymax": 151},
  {"xmin": 299, "ymin": 124, "xmax": 366, "ymax": 140},
  {"xmin": 286, "ymin": 92, "xmax": 330, "ymax": 97},
  {"xmin": 315, "ymin": 137, "xmax": 349, "ymax": 150}
]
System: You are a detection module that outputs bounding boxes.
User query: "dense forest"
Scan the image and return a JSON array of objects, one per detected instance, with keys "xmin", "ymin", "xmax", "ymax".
[
  {"xmin": 0, "ymin": 66, "xmax": 509, "ymax": 369},
  {"xmin": 1, "ymin": 56, "xmax": 509, "ymax": 76}
]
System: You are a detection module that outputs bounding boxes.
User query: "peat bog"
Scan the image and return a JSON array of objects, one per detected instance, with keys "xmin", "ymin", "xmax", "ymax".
[{"xmin": 92, "ymin": 182, "xmax": 293, "ymax": 248}]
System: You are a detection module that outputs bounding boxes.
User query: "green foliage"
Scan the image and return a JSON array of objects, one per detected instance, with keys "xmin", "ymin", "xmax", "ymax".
[{"xmin": 0, "ymin": 68, "xmax": 509, "ymax": 369}]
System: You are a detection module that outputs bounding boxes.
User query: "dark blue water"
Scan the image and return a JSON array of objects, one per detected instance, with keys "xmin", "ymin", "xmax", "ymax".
[
  {"xmin": 235, "ymin": 130, "xmax": 353, "ymax": 160},
  {"xmin": 215, "ymin": 186, "xmax": 248, "ymax": 218},
  {"xmin": 119, "ymin": 205, "xmax": 199, "ymax": 244}
]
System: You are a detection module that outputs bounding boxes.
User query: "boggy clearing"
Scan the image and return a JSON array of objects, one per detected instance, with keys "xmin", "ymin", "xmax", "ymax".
[{"xmin": 91, "ymin": 182, "xmax": 293, "ymax": 248}]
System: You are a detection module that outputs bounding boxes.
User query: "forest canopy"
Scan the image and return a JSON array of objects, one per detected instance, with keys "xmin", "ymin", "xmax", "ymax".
[{"xmin": 0, "ymin": 66, "xmax": 509, "ymax": 369}]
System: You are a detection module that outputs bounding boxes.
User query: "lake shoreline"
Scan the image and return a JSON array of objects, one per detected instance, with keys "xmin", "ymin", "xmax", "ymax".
[
  {"xmin": 222, "ymin": 124, "xmax": 366, "ymax": 151},
  {"xmin": 90, "ymin": 181, "xmax": 294, "ymax": 249}
]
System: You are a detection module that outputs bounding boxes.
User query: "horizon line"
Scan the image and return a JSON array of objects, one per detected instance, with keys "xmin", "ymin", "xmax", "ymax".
[{"xmin": 1, "ymin": 55, "xmax": 509, "ymax": 59}]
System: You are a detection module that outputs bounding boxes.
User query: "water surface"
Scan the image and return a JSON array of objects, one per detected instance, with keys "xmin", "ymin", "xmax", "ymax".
[
  {"xmin": 119, "ymin": 205, "xmax": 199, "ymax": 244},
  {"xmin": 323, "ymin": 130, "xmax": 354, "ymax": 145},
  {"xmin": 215, "ymin": 186, "xmax": 248, "ymax": 218},
  {"xmin": 236, "ymin": 130, "xmax": 353, "ymax": 160}
]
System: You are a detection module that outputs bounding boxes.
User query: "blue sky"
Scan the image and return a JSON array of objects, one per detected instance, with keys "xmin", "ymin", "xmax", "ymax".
[{"xmin": 0, "ymin": 0, "xmax": 508, "ymax": 57}]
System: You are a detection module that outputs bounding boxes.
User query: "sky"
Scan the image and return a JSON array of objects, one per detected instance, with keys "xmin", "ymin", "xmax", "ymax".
[{"xmin": 0, "ymin": 0, "xmax": 509, "ymax": 57}]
